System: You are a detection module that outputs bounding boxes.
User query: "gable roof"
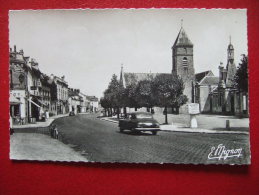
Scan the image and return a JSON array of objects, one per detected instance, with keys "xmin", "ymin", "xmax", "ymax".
[
  {"xmin": 195, "ymin": 70, "xmax": 214, "ymax": 83},
  {"xmin": 173, "ymin": 27, "xmax": 193, "ymax": 47},
  {"xmin": 199, "ymin": 76, "xmax": 219, "ymax": 86},
  {"xmin": 124, "ymin": 72, "xmax": 171, "ymax": 87}
]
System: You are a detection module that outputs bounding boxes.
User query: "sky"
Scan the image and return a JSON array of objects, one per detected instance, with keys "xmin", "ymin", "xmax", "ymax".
[{"xmin": 9, "ymin": 9, "xmax": 247, "ymax": 98}]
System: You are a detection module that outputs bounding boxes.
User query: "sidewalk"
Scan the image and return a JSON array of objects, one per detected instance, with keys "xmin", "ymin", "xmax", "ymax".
[
  {"xmin": 10, "ymin": 133, "xmax": 87, "ymax": 162},
  {"xmin": 13, "ymin": 114, "xmax": 68, "ymax": 129},
  {"xmin": 100, "ymin": 117, "xmax": 249, "ymax": 135}
]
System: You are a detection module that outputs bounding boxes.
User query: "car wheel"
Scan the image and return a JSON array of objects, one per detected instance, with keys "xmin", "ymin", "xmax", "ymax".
[{"xmin": 152, "ymin": 131, "xmax": 157, "ymax": 135}]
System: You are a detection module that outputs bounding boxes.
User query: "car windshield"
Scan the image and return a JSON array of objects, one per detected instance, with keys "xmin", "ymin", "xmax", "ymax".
[{"xmin": 136, "ymin": 114, "xmax": 153, "ymax": 119}]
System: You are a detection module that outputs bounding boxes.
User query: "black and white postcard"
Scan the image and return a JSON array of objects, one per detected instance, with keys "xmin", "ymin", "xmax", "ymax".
[{"xmin": 9, "ymin": 9, "xmax": 250, "ymax": 164}]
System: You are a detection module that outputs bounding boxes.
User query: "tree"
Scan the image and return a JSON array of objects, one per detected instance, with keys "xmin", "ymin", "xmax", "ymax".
[
  {"xmin": 234, "ymin": 54, "xmax": 248, "ymax": 92},
  {"xmin": 124, "ymin": 79, "xmax": 139, "ymax": 110},
  {"xmin": 100, "ymin": 97, "xmax": 111, "ymax": 117},
  {"xmin": 152, "ymin": 74, "xmax": 188, "ymax": 124},
  {"xmin": 103, "ymin": 74, "xmax": 124, "ymax": 119},
  {"xmin": 135, "ymin": 79, "xmax": 155, "ymax": 112}
]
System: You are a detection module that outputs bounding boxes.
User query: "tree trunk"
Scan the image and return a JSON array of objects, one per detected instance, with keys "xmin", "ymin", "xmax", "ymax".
[
  {"xmin": 109, "ymin": 108, "xmax": 112, "ymax": 117},
  {"xmin": 176, "ymin": 106, "xmax": 179, "ymax": 115},
  {"xmin": 165, "ymin": 106, "xmax": 168, "ymax": 124},
  {"xmin": 117, "ymin": 107, "xmax": 120, "ymax": 119}
]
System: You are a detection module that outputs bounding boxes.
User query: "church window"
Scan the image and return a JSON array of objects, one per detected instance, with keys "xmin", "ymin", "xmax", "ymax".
[
  {"xmin": 182, "ymin": 57, "xmax": 188, "ymax": 67},
  {"xmin": 184, "ymin": 67, "xmax": 188, "ymax": 74}
]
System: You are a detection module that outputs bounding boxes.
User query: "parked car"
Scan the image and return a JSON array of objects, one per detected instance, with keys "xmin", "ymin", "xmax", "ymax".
[
  {"xmin": 118, "ymin": 112, "xmax": 160, "ymax": 135},
  {"xmin": 69, "ymin": 111, "xmax": 75, "ymax": 116}
]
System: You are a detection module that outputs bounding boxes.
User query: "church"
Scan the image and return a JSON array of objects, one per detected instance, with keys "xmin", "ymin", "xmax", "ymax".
[{"xmin": 119, "ymin": 25, "xmax": 248, "ymax": 116}]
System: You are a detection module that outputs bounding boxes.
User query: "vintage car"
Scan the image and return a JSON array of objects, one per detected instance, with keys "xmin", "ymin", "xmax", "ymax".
[{"xmin": 118, "ymin": 112, "xmax": 160, "ymax": 135}]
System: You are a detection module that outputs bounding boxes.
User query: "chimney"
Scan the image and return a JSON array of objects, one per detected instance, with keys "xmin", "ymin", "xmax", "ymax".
[
  {"xmin": 61, "ymin": 75, "xmax": 65, "ymax": 81},
  {"xmin": 50, "ymin": 74, "xmax": 54, "ymax": 80},
  {"xmin": 14, "ymin": 45, "xmax": 16, "ymax": 52}
]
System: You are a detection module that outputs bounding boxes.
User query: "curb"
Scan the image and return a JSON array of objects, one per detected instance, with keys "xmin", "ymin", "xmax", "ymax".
[
  {"xmin": 13, "ymin": 115, "xmax": 69, "ymax": 130},
  {"xmin": 100, "ymin": 117, "xmax": 249, "ymax": 135},
  {"xmin": 160, "ymin": 128, "xmax": 249, "ymax": 135}
]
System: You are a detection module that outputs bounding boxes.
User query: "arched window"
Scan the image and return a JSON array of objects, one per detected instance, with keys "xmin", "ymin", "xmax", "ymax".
[{"xmin": 182, "ymin": 57, "xmax": 188, "ymax": 67}]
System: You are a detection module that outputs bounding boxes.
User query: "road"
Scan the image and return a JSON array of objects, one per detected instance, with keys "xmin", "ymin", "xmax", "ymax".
[{"xmin": 54, "ymin": 114, "xmax": 250, "ymax": 164}]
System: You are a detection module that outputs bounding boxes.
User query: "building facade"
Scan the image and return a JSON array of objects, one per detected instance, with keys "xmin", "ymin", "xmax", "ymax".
[
  {"xmin": 172, "ymin": 27, "xmax": 195, "ymax": 105},
  {"xmin": 68, "ymin": 88, "xmax": 82, "ymax": 114},
  {"xmin": 49, "ymin": 75, "xmax": 69, "ymax": 115},
  {"xmin": 9, "ymin": 46, "xmax": 30, "ymax": 124},
  {"xmin": 79, "ymin": 92, "xmax": 90, "ymax": 113}
]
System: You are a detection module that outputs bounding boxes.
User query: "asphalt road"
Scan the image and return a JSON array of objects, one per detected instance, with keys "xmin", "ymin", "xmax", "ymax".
[{"xmin": 54, "ymin": 114, "xmax": 250, "ymax": 164}]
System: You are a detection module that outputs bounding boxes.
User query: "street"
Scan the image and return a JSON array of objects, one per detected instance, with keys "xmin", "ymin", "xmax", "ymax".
[{"xmin": 54, "ymin": 114, "xmax": 250, "ymax": 164}]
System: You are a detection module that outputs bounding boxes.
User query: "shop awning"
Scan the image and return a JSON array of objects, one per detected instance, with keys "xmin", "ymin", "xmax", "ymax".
[
  {"xmin": 37, "ymin": 99, "xmax": 48, "ymax": 107},
  {"xmin": 28, "ymin": 99, "xmax": 41, "ymax": 108},
  {"xmin": 10, "ymin": 94, "xmax": 22, "ymax": 105}
]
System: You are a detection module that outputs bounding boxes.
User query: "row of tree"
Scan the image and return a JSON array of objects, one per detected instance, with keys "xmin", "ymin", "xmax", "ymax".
[{"xmin": 100, "ymin": 73, "xmax": 188, "ymax": 124}]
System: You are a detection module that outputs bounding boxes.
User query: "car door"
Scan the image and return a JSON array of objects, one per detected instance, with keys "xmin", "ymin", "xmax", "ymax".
[
  {"xmin": 120, "ymin": 114, "xmax": 130, "ymax": 129},
  {"xmin": 129, "ymin": 114, "xmax": 137, "ymax": 130}
]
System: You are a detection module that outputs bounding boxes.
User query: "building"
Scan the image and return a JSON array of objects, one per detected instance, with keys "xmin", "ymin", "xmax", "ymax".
[
  {"xmin": 119, "ymin": 26, "xmax": 195, "ymax": 113},
  {"xmin": 9, "ymin": 46, "xmax": 30, "ymax": 124},
  {"xmin": 195, "ymin": 70, "xmax": 219, "ymax": 113},
  {"xmin": 27, "ymin": 59, "xmax": 48, "ymax": 121},
  {"xmin": 208, "ymin": 40, "xmax": 248, "ymax": 116},
  {"xmin": 10, "ymin": 46, "xmax": 55, "ymax": 123},
  {"xmin": 68, "ymin": 88, "xmax": 82, "ymax": 114},
  {"xmin": 86, "ymin": 96, "xmax": 99, "ymax": 112},
  {"xmin": 49, "ymin": 74, "xmax": 69, "ymax": 115},
  {"xmin": 172, "ymin": 26, "xmax": 195, "ymax": 105},
  {"xmin": 79, "ymin": 92, "xmax": 90, "ymax": 113},
  {"xmin": 40, "ymin": 74, "xmax": 52, "ymax": 113}
]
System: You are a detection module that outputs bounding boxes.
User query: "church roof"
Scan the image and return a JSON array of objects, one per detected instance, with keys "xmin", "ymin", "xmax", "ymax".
[
  {"xmin": 199, "ymin": 76, "xmax": 219, "ymax": 86},
  {"xmin": 195, "ymin": 70, "xmax": 214, "ymax": 83},
  {"xmin": 123, "ymin": 72, "xmax": 170, "ymax": 87},
  {"xmin": 173, "ymin": 27, "xmax": 193, "ymax": 47}
]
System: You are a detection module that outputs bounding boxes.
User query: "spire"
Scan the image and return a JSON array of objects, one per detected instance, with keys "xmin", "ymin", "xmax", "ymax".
[
  {"xmin": 119, "ymin": 64, "xmax": 125, "ymax": 88},
  {"xmin": 228, "ymin": 35, "xmax": 234, "ymax": 50},
  {"xmin": 173, "ymin": 24, "xmax": 193, "ymax": 47}
]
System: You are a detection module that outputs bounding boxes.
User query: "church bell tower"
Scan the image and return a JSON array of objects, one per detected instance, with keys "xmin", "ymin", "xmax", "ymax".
[{"xmin": 172, "ymin": 24, "xmax": 195, "ymax": 103}]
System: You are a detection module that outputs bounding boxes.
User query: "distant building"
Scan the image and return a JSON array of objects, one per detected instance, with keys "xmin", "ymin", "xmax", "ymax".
[
  {"xmin": 79, "ymin": 92, "xmax": 90, "ymax": 113},
  {"xmin": 49, "ymin": 74, "xmax": 69, "ymax": 115},
  {"xmin": 86, "ymin": 96, "xmax": 99, "ymax": 112},
  {"xmin": 68, "ymin": 88, "xmax": 82, "ymax": 114}
]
